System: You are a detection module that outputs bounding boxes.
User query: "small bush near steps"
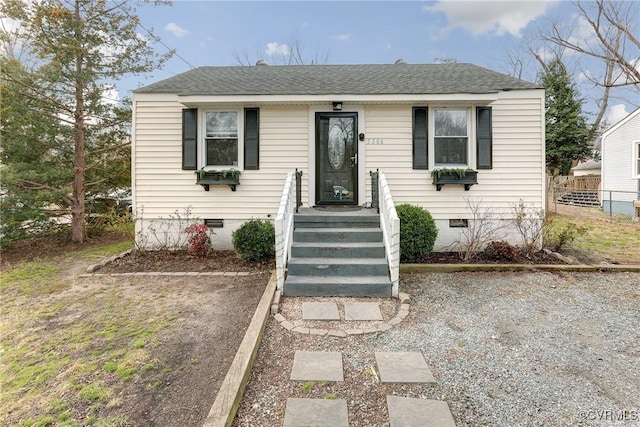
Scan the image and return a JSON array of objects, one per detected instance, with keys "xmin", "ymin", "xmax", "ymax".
[
  {"xmin": 396, "ymin": 204, "xmax": 438, "ymax": 262},
  {"xmin": 183, "ymin": 223, "xmax": 213, "ymax": 258},
  {"xmin": 232, "ymin": 219, "xmax": 275, "ymax": 262}
]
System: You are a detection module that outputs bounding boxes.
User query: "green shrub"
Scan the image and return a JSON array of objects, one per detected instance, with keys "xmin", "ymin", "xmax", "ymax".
[
  {"xmin": 232, "ymin": 219, "xmax": 275, "ymax": 262},
  {"xmin": 543, "ymin": 217, "xmax": 587, "ymax": 251},
  {"xmin": 396, "ymin": 204, "xmax": 438, "ymax": 262}
]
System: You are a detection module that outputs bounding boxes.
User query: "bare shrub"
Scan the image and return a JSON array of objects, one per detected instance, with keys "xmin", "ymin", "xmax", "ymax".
[
  {"xmin": 135, "ymin": 206, "xmax": 198, "ymax": 251},
  {"xmin": 456, "ymin": 198, "xmax": 509, "ymax": 261},
  {"xmin": 511, "ymin": 199, "xmax": 546, "ymax": 257}
]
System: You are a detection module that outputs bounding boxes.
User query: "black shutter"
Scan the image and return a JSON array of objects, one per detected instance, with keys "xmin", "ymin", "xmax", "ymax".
[
  {"xmin": 476, "ymin": 106, "xmax": 492, "ymax": 169},
  {"xmin": 413, "ymin": 107, "xmax": 428, "ymax": 169},
  {"xmin": 244, "ymin": 108, "xmax": 259, "ymax": 170},
  {"xmin": 182, "ymin": 108, "xmax": 197, "ymax": 170}
]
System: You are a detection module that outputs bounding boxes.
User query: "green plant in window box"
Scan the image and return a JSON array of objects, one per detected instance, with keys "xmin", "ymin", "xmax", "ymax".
[
  {"xmin": 195, "ymin": 168, "xmax": 241, "ymax": 191},
  {"xmin": 430, "ymin": 168, "xmax": 475, "ymax": 179},
  {"xmin": 431, "ymin": 168, "xmax": 478, "ymax": 191},
  {"xmin": 195, "ymin": 168, "xmax": 241, "ymax": 179}
]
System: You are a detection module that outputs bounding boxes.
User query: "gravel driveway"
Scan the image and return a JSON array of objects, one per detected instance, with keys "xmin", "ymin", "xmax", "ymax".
[{"xmin": 235, "ymin": 271, "xmax": 639, "ymax": 426}]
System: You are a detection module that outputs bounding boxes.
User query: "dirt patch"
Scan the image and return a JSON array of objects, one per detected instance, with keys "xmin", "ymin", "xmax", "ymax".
[
  {"xmin": 1, "ymin": 231, "xmax": 270, "ymax": 426},
  {"xmin": 0, "ymin": 230, "xmax": 130, "ymax": 271},
  {"xmin": 103, "ymin": 274, "xmax": 270, "ymax": 426}
]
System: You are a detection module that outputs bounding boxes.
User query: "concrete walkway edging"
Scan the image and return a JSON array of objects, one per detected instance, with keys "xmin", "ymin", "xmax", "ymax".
[{"xmin": 202, "ymin": 271, "xmax": 277, "ymax": 427}]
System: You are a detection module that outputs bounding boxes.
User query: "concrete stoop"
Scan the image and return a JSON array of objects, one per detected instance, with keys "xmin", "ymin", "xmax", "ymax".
[{"xmin": 284, "ymin": 210, "xmax": 393, "ymax": 297}]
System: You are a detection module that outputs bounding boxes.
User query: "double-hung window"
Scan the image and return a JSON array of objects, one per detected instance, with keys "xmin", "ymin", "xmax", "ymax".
[
  {"xmin": 182, "ymin": 108, "xmax": 259, "ymax": 171},
  {"xmin": 434, "ymin": 109, "xmax": 469, "ymax": 166},
  {"xmin": 205, "ymin": 111, "xmax": 238, "ymax": 167}
]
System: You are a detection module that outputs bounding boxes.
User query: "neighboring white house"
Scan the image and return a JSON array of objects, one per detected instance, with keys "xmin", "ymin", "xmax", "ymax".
[
  {"xmin": 600, "ymin": 108, "xmax": 640, "ymax": 216},
  {"xmin": 132, "ymin": 63, "xmax": 545, "ymax": 250},
  {"xmin": 571, "ymin": 159, "xmax": 601, "ymax": 177}
]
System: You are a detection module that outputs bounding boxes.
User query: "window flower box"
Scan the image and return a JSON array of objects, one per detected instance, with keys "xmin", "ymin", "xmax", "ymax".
[
  {"xmin": 431, "ymin": 168, "xmax": 478, "ymax": 191},
  {"xmin": 195, "ymin": 169, "xmax": 241, "ymax": 191}
]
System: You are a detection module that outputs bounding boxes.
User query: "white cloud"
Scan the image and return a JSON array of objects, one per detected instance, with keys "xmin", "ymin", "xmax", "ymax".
[
  {"xmin": 334, "ymin": 34, "xmax": 351, "ymax": 41},
  {"xmin": 604, "ymin": 104, "xmax": 630, "ymax": 128},
  {"xmin": 566, "ymin": 14, "xmax": 596, "ymax": 50},
  {"xmin": 424, "ymin": 1, "xmax": 557, "ymax": 37},
  {"xmin": 164, "ymin": 22, "xmax": 189, "ymax": 38},
  {"xmin": 534, "ymin": 47, "xmax": 558, "ymax": 64},
  {"xmin": 265, "ymin": 42, "xmax": 290, "ymax": 57}
]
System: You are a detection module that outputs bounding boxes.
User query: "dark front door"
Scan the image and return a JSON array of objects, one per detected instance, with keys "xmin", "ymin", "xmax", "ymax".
[{"xmin": 315, "ymin": 112, "xmax": 358, "ymax": 205}]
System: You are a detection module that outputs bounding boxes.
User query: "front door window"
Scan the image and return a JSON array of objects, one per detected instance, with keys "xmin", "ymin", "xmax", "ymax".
[{"xmin": 316, "ymin": 112, "xmax": 358, "ymax": 205}]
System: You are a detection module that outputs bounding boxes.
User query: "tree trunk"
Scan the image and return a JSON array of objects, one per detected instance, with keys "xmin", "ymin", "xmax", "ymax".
[{"xmin": 70, "ymin": 0, "xmax": 85, "ymax": 243}]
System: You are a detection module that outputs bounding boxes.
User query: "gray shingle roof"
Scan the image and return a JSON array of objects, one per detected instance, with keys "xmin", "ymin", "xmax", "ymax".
[{"xmin": 135, "ymin": 63, "xmax": 541, "ymax": 96}]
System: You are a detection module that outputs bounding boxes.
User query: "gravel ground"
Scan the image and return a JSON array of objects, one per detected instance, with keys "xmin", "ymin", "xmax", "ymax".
[{"xmin": 234, "ymin": 271, "xmax": 640, "ymax": 427}]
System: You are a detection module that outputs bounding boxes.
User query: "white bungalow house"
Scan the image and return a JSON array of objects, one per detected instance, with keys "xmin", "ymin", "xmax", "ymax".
[
  {"xmin": 132, "ymin": 63, "xmax": 545, "ymax": 296},
  {"xmin": 600, "ymin": 108, "xmax": 640, "ymax": 216}
]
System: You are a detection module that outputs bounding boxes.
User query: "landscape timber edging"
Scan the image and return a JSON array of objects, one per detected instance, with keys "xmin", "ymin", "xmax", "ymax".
[
  {"xmin": 399, "ymin": 263, "xmax": 640, "ymax": 273},
  {"xmin": 202, "ymin": 270, "xmax": 276, "ymax": 427}
]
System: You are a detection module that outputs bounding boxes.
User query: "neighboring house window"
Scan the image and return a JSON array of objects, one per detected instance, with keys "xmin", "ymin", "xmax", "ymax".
[
  {"xmin": 205, "ymin": 111, "xmax": 238, "ymax": 167},
  {"xmin": 634, "ymin": 141, "xmax": 640, "ymax": 178},
  {"xmin": 434, "ymin": 109, "xmax": 468, "ymax": 166}
]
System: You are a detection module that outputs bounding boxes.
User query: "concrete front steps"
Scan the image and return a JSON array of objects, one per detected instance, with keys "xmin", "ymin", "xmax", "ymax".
[{"xmin": 283, "ymin": 210, "xmax": 392, "ymax": 297}]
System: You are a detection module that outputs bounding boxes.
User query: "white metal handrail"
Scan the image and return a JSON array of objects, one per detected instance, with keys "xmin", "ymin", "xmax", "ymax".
[
  {"xmin": 377, "ymin": 172, "xmax": 400, "ymax": 297},
  {"xmin": 275, "ymin": 172, "xmax": 295, "ymax": 291}
]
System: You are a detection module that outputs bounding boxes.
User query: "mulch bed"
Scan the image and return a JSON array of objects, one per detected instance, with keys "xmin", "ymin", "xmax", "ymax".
[
  {"xmin": 96, "ymin": 249, "xmax": 275, "ymax": 273},
  {"xmin": 96, "ymin": 248, "xmax": 566, "ymax": 275},
  {"xmin": 418, "ymin": 250, "xmax": 566, "ymax": 265}
]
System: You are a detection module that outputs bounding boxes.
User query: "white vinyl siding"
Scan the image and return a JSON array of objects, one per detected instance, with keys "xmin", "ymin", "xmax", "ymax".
[
  {"xmin": 362, "ymin": 91, "xmax": 545, "ymax": 219},
  {"xmin": 601, "ymin": 109, "xmax": 640, "ymax": 209},
  {"xmin": 133, "ymin": 97, "xmax": 308, "ymax": 222},
  {"xmin": 133, "ymin": 89, "xmax": 545, "ymax": 249}
]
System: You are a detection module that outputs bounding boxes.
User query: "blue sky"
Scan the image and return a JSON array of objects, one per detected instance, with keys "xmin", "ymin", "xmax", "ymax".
[{"xmin": 122, "ymin": 0, "xmax": 639, "ymax": 127}]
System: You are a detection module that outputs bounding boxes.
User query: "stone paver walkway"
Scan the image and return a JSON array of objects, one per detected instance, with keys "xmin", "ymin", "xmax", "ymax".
[
  {"xmin": 387, "ymin": 395, "xmax": 457, "ymax": 427},
  {"xmin": 290, "ymin": 351, "xmax": 344, "ymax": 382},
  {"xmin": 281, "ymin": 298, "xmax": 456, "ymax": 426},
  {"xmin": 375, "ymin": 351, "xmax": 436, "ymax": 383},
  {"xmin": 283, "ymin": 398, "xmax": 349, "ymax": 427},
  {"xmin": 344, "ymin": 301, "xmax": 383, "ymax": 321},
  {"xmin": 273, "ymin": 294, "xmax": 412, "ymax": 337},
  {"xmin": 302, "ymin": 301, "xmax": 340, "ymax": 320}
]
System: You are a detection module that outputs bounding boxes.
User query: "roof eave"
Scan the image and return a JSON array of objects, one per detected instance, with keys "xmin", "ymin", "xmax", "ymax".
[{"xmin": 176, "ymin": 93, "xmax": 502, "ymax": 106}]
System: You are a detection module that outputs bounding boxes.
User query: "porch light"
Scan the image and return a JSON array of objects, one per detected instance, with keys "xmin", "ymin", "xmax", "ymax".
[{"xmin": 332, "ymin": 102, "xmax": 343, "ymax": 111}]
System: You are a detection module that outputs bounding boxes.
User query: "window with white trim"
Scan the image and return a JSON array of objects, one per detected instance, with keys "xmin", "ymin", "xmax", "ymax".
[
  {"xmin": 434, "ymin": 109, "xmax": 469, "ymax": 166},
  {"xmin": 205, "ymin": 111, "xmax": 238, "ymax": 167},
  {"xmin": 634, "ymin": 140, "xmax": 640, "ymax": 178}
]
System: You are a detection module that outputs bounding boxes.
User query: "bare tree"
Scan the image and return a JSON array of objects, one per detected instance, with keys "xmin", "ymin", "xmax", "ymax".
[
  {"xmin": 233, "ymin": 35, "xmax": 328, "ymax": 66},
  {"xmin": 541, "ymin": 0, "xmax": 639, "ymax": 132}
]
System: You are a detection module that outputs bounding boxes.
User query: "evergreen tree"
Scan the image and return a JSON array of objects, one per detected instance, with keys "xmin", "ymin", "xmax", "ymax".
[
  {"xmin": 539, "ymin": 58, "xmax": 592, "ymax": 176},
  {"xmin": 1, "ymin": 0, "xmax": 171, "ymax": 243}
]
